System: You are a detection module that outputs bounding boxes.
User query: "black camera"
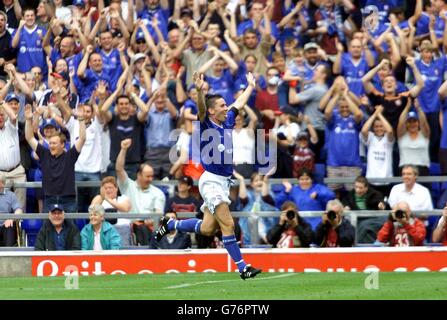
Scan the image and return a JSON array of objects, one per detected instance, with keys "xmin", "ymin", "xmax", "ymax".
[
  {"xmin": 395, "ymin": 210, "xmax": 406, "ymax": 219},
  {"xmin": 286, "ymin": 210, "xmax": 296, "ymax": 220},
  {"xmin": 327, "ymin": 210, "xmax": 337, "ymax": 220}
]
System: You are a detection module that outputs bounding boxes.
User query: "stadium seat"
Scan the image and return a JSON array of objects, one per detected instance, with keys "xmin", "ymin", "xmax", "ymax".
[
  {"xmin": 21, "ymin": 218, "xmax": 42, "ymax": 247},
  {"xmin": 305, "ymin": 217, "xmax": 322, "ymax": 231}
]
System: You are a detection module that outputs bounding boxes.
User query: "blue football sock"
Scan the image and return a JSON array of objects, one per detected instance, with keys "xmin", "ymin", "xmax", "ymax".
[
  {"xmin": 222, "ymin": 235, "xmax": 246, "ymax": 272},
  {"xmin": 168, "ymin": 218, "xmax": 202, "ymax": 234}
]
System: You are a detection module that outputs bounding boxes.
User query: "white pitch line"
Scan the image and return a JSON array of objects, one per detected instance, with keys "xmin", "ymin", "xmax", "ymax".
[{"xmin": 164, "ymin": 273, "xmax": 297, "ymax": 289}]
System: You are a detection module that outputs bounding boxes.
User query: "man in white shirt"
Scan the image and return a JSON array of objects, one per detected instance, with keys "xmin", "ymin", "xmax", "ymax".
[
  {"xmin": 66, "ymin": 104, "xmax": 102, "ymax": 213},
  {"xmin": 116, "ymin": 138, "xmax": 165, "ymax": 245},
  {"xmin": 388, "ymin": 165, "xmax": 433, "ymax": 211},
  {"xmin": 0, "ymin": 98, "xmax": 26, "ymax": 209}
]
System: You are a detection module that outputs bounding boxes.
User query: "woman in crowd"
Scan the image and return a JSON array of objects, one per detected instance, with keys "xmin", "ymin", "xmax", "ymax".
[{"xmin": 81, "ymin": 204, "xmax": 121, "ymax": 250}]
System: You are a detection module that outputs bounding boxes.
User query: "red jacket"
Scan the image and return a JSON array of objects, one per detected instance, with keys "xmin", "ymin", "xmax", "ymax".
[{"xmin": 377, "ymin": 218, "xmax": 426, "ymax": 246}]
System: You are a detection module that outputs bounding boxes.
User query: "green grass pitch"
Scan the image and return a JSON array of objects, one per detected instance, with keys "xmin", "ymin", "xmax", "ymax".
[{"xmin": 0, "ymin": 272, "xmax": 446, "ymax": 300}]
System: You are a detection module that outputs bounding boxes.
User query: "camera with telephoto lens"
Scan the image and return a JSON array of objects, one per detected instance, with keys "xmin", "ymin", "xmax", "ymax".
[
  {"xmin": 394, "ymin": 209, "xmax": 406, "ymax": 219},
  {"xmin": 327, "ymin": 210, "xmax": 337, "ymax": 220},
  {"xmin": 286, "ymin": 210, "xmax": 296, "ymax": 220}
]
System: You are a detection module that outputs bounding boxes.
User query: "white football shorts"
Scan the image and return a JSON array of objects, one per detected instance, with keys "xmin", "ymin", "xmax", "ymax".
[{"xmin": 198, "ymin": 171, "xmax": 232, "ymax": 214}]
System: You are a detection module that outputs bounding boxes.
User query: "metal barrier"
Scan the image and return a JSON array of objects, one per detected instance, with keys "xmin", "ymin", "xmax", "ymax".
[
  {"xmin": 5, "ymin": 175, "xmax": 447, "ymax": 189},
  {"xmin": 3, "ymin": 210, "xmax": 442, "ymax": 247}
]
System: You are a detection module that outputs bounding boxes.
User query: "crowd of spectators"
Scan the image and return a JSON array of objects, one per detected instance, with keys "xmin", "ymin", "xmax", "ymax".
[{"xmin": 0, "ymin": 0, "xmax": 447, "ymax": 250}]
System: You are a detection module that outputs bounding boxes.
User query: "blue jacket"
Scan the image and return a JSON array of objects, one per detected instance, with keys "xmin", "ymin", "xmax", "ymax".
[
  {"xmin": 81, "ymin": 221, "xmax": 121, "ymax": 250},
  {"xmin": 275, "ymin": 184, "xmax": 335, "ymax": 211},
  {"xmin": 239, "ymin": 189, "xmax": 279, "ymax": 245}
]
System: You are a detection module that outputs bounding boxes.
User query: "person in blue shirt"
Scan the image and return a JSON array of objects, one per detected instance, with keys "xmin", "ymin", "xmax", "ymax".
[
  {"xmin": 77, "ymin": 44, "xmax": 112, "ymax": 103},
  {"xmin": 197, "ymin": 46, "xmax": 239, "ymax": 105},
  {"xmin": 276, "ymin": 168, "xmax": 335, "ymax": 211},
  {"xmin": 136, "ymin": 0, "xmax": 169, "ymax": 44},
  {"xmin": 11, "ymin": 8, "xmax": 47, "ymax": 77},
  {"xmin": 414, "ymin": 39, "xmax": 444, "ymax": 162},
  {"xmin": 323, "ymin": 82, "xmax": 364, "ymax": 193},
  {"xmin": 333, "ymin": 38, "xmax": 375, "ymax": 97},
  {"xmin": 97, "ymin": 30, "xmax": 124, "ymax": 91},
  {"xmin": 237, "ymin": 2, "xmax": 279, "ymax": 42},
  {"xmin": 156, "ymin": 71, "xmax": 262, "ymax": 280},
  {"xmin": 437, "ymin": 78, "xmax": 447, "ymax": 175},
  {"xmin": 233, "ymin": 54, "xmax": 266, "ymax": 109}
]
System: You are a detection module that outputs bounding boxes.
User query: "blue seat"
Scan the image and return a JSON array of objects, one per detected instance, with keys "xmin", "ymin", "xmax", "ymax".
[
  {"xmin": 21, "ymin": 219, "xmax": 42, "ymax": 247},
  {"xmin": 430, "ymin": 162, "xmax": 441, "ymax": 205},
  {"xmin": 304, "ymin": 217, "xmax": 322, "ymax": 231}
]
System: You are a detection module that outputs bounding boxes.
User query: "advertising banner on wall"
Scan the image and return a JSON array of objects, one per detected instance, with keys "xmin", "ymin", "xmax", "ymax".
[{"xmin": 30, "ymin": 248, "xmax": 447, "ymax": 277}]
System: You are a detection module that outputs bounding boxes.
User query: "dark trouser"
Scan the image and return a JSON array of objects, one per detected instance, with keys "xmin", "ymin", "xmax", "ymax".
[
  {"xmin": 357, "ymin": 216, "xmax": 388, "ymax": 244},
  {"xmin": 0, "ymin": 223, "xmax": 17, "ymax": 246},
  {"xmin": 43, "ymin": 195, "xmax": 77, "ymax": 213},
  {"xmin": 105, "ymin": 162, "xmax": 139, "ymax": 181},
  {"xmin": 440, "ymin": 148, "xmax": 447, "ymax": 175},
  {"xmin": 426, "ymin": 112, "xmax": 440, "ymax": 163},
  {"xmin": 314, "ymin": 129, "xmax": 326, "ymax": 163},
  {"xmin": 144, "ymin": 147, "xmax": 172, "ymax": 180},
  {"xmin": 133, "ymin": 222, "xmax": 152, "ymax": 246},
  {"xmin": 75, "ymin": 171, "xmax": 101, "ymax": 214}
]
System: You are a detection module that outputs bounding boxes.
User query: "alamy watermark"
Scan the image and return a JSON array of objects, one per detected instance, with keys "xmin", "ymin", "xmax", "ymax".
[
  {"xmin": 364, "ymin": 265, "xmax": 379, "ymax": 290},
  {"xmin": 64, "ymin": 265, "xmax": 79, "ymax": 290},
  {"xmin": 168, "ymin": 121, "xmax": 278, "ymax": 175}
]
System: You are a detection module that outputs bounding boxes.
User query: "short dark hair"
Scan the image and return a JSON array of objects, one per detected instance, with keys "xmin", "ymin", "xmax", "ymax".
[
  {"xmin": 116, "ymin": 95, "xmax": 130, "ymax": 104},
  {"xmin": 243, "ymin": 28, "xmax": 257, "ymax": 36},
  {"xmin": 297, "ymin": 167, "xmax": 313, "ymax": 180},
  {"xmin": 354, "ymin": 176, "xmax": 369, "ymax": 187},
  {"xmin": 205, "ymin": 94, "xmax": 224, "ymax": 109}
]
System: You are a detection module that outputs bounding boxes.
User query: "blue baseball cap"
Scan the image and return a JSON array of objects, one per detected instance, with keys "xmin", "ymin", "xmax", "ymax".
[
  {"xmin": 136, "ymin": 31, "xmax": 145, "ymax": 41},
  {"xmin": 73, "ymin": 0, "xmax": 85, "ymax": 7},
  {"xmin": 50, "ymin": 203, "xmax": 64, "ymax": 213},
  {"xmin": 41, "ymin": 118, "xmax": 59, "ymax": 130},
  {"xmin": 6, "ymin": 93, "xmax": 19, "ymax": 103},
  {"xmin": 407, "ymin": 111, "xmax": 419, "ymax": 121}
]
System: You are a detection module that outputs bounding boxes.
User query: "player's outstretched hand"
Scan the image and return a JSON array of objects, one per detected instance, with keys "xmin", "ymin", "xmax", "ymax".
[
  {"xmin": 121, "ymin": 138, "xmax": 132, "ymax": 150},
  {"xmin": 193, "ymin": 72, "xmax": 205, "ymax": 90},
  {"xmin": 246, "ymin": 72, "xmax": 256, "ymax": 88}
]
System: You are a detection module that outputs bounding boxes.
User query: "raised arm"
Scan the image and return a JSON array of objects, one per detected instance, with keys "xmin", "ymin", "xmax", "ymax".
[
  {"xmin": 376, "ymin": 109, "xmax": 394, "ymax": 142},
  {"xmin": 324, "ymin": 93, "xmax": 340, "ymax": 121},
  {"xmin": 223, "ymin": 29, "xmax": 240, "ymax": 60},
  {"xmin": 116, "ymin": 139, "xmax": 131, "ymax": 184},
  {"xmin": 396, "ymin": 97, "xmax": 412, "ymax": 138},
  {"xmin": 77, "ymin": 45, "xmax": 94, "ymax": 79},
  {"xmin": 343, "ymin": 89, "xmax": 363, "ymax": 123},
  {"xmin": 406, "ymin": 56, "xmax": 424, "ymax": 98},
  {"xmin": 193, "ymin": 72, "xmax": 207, "ymax": 122},
  {"xmin": 232, "ymin": 73, "xmax": 256, "ymax": 110},
  {"xmin": 414, "ymin": 100, "xmax": 431, "ymax": 138},
  {"xmin": 362, "ymin": 59, "xmax": 389, "ymax": 94},
  {"xmin": 197, "ymin": 52, "xmax": 220, "ymax": 74},
  {"xmin": 0, "ymin": 100, "xmax": 17, "ymax": 125},
  {"xmin": 74, "ymin": 108, "xmax": 87, "ymax": 153},
  {"xmin": 24, "ymin": 104, "xmax": 39, "ymax": 151},
  {"xmin": 99, "ymin": 67, "xmax": 129, "ymax": 123},
  {"xmin": 11, "ymin": 20, "xmax": 25, "ymax": 49},
  {"xmin": 361, "ymin": 107, "xmax": 379, "ymax": 141},
  {"xmin": 215, "ymin": 47, "xmax": 238, "ymax": 74},
  {"xmin": 332, "ymin": 40, "xmax": 344, "ymax": 75}
]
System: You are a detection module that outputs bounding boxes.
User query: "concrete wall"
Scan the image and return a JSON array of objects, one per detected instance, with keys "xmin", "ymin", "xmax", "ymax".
[{"xmin": 0, "ymin": 257, "xmax": 31, "ymax": 277}]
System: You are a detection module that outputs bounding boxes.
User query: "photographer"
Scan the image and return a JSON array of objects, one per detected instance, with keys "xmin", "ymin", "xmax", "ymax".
[
  {"xmin": 266, "ymin": 201, "xmax": 313, "ymax": 248},
  {"xmin": 376, "ymin": 201, "xmax": 426, "ymax": 247},
  {"xmin": 314, "ymin": 199, "xmax": 355, "ymax": 247}
]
